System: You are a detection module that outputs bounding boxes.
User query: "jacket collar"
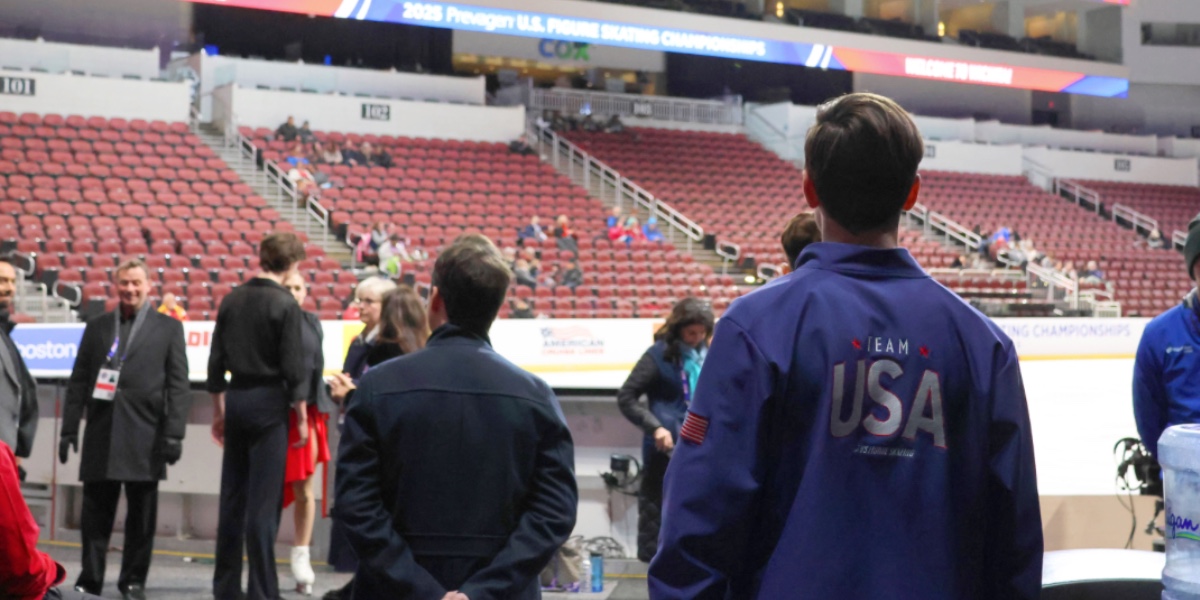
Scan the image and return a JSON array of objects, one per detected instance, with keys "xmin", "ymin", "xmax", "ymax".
[
  {"xmin": 795, "ymin": 242, "xmax": 928, "ymax": 279},
  {"xmin": 427, "ymin": 323, "xmax": 492, "ymax": 348},
  {"xmin": 246, "ymin": 277, "xmax": 288, "ymax": 291}
]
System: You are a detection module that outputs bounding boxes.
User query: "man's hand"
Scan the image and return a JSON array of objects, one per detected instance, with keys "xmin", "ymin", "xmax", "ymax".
[
  {"xmin": 158, "ymin": 438, "xmax": 183, "ymax": 465},
  {"xmin": 58, "ymin": 435, "xmax": 77, "ymax": 465},
  {"xmin": 441, "ymin": 592, "xmax": 469, "ymax": 600},
  {"xmin": 654, "ymin": 427, "xmax": 675, "ymax": 453},
  {"xmin": 211, "ymin": 393, "xmax": 225, "ymax": 447},
  {"xmin": 211, "ymin": 412, "xmax": 225, "ymax": 448}
]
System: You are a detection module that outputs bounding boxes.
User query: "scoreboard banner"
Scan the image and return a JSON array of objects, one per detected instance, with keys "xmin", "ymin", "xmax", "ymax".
[{"xmin": 183, "ymin": 0, "xmax": 1129, "ymax": 98}]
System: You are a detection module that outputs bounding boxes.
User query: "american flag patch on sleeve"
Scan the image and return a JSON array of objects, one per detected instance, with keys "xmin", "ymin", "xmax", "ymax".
[{"xmin": 680, "ymin": 411, "xmax": 710, "ymax": 446}]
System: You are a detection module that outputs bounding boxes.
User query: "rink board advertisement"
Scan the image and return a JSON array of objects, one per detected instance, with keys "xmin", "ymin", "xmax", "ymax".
[{"xmin": 11, "ymin": 317, "xmax": 1145, "ymax": 388}]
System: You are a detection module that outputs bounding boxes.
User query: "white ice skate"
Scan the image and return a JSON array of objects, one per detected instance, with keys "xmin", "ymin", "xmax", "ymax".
[{"xmin": 292, "ymin": 545, "xmax": 315, "ymax": 595}]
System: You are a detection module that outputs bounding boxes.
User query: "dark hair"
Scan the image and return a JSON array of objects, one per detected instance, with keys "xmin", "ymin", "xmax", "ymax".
[
  {"xmin": 377, "ymin": 285, "xmax": 430, "ymax": 355},
  {"xmin": 432, "ymin": 234, "xmax": 513, "ymax": 336},
  {"xmin": 259, "ymin": 232, "xmax": 307, "ymax": 273},
  {"xmin": 804, "ymin": 93, "xmax": 924, "ymax": 234},
  {"xmin": 655, "ymin": 297, "xmax": 715, "ymax": 363},
  {"xmin": 781, "ymin": 212, "xmax": 822, "ymax": 267}
]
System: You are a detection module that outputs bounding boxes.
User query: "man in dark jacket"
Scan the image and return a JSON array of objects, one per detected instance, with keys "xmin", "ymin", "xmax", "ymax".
[
  {"xmin": 59, "ymin": 259, "xmax": 192, "ymax": 600},
  {"xmin": 0, "ymin": 257, "xmax": 38, "ymax": 472},
  {"xmin": 336, "ymin": 234, "xmax": 577, "ymax": 600}
]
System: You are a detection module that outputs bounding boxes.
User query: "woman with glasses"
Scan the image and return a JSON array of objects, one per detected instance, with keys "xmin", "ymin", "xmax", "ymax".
[
  {"xmin": 324, "ymin": 276, "xmax": 395, "ymax": 599},
  {"xmin": 324, "ymin": 283, "xmax": 429, "ymax": 600},
  {"xmin": 341, "ymin": 278, "xmax": 396, "ymax": 383}
]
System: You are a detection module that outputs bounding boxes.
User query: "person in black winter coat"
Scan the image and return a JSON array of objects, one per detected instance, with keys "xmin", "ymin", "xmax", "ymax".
[{"xmin": 617, "ymin": 297, "xmax": 714, "ymax": 562}]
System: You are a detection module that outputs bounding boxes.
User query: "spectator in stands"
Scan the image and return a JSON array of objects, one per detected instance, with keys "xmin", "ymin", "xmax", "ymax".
[
  {"xmin": 502, "ymin": 247, "xmax": 518, "ymax": 270},
  {"xmin": 521, "ymin": 246, "xmax": 542, "ymax": 273},
  {"xmin": 1058, "ymin": 260, "xmax": 1079, "ymax": 280},
  {"xmin": 317, "ymin": 142, "xmax": 342, "ymax": 166},
  {"xmin": 951, "ymin": 254, "xmax": 971, "ymax": 269},
  {"xmin": 780, "ymin": 212, "xmax": 821, "ymax": 273},
  {"xmin": 354, "ymin": 233, "xmax": 378, "ymax": 269},
  {"xmin": 604, "ymin": 115, "xmax": 626, "ymax": 133},
  {"xmin": 0, "ymin": 256, "xmax": 37, "ymax": 478},
  {"xmin": 286, "ymin": 143, "xmax": 309, "ymax": 166},
  {"xmin": 622, "ymin": 216, "xmax": 646, "ymax": 246},
  {"xmin": 157, "ymin": 293, "xmax": 188, "ymax": 322},
  {"xmin": 510, "ymin": 298, "xmax": 535, "ymax": 319},
  {"xmin": 298, "ymin": 121, "xmax": 316, "ymax": 144},
  {"xmin": 360, "ymin": 143, "xmax": 393, "ymax": 168},
  {"xmin": 607, "ymin": 206, "xmax": 624, "ymax": 229},
  {"xmin": 553, "ymin": 215, "xmax": 578, "ymax": 252},
  {"xmin": 369, "ymin": 220, "xmax": 391, "ymax": 252},
  {"xmin": 643, "ymin": 216, "xmax": 665, "ymax": 243},
  {"xmin": 287, "ymin": 159, "xmax": 318, "ymax": 198},
  {"xmin": 535, "ymin": 111, "xmax": 551, "ymax": 131},
  {"xmin": 561, "ymin": 260, "xmax": 584, "ymax": 290},
  {"xmin": 550, "ymin": 110, "xmax": 570, "ymax": 132},
  {"xmin": 508, "ymin": 135, "xmax": 536, "ymax": 157},
  {"xmin": 1082, "ymin": 260, "xmax": 1105, "ymax": 284},
  {"xmin": 378, "ymin": 233, "xmax": 424, "ymax": 278},
  {"xmin": 540, "ymin": 264, "xmax": 560, "ymax": 290},
  {"xmin": 519, "ymin": 215, "xmax": 548, "ymax": 244},
  {"xmin": 1148, "ymin": 228, "xmax": 1166, "ymax": 249},
  {"xmin": 580, "ymin": 113, "xmax": 600, "ymax": 132},
  {"xmin": 275, "ymin": 116, "xmax": 299, "ymax": 142},
  {"xmin": 513, "ymin": 259, "xmax": 538, "ymax": 289},
  {"xmin": 342, "ymin": 141, "xmax": 366, "ymax": 167}
]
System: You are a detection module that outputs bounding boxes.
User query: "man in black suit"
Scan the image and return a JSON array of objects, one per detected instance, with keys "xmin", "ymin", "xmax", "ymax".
[
  {"xmin": 0, "ymin": 257, "xmax": 38, "ymax": 476},
  {"xmin": 335, "ymin": 234, "xmax": 577, "ymax": 600},
  {"xmin": 59, "ymin": 259, "xmax": 192, "ymax": 600}
]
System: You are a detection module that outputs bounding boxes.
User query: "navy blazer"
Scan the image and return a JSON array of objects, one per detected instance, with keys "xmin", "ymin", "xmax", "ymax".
[{"xmin": 335, "ymin": 324, "xmax": 578, "ymax": 600}]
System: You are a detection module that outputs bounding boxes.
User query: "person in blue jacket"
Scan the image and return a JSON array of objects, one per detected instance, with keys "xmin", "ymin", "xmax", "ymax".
[
  {"xmin": 335, "ymin": 234, "xmax": 577, "ymax": 600},
  {"xmin": 1134, "ymin": 213, "xmax": 1200, "ymax": 458},
  {"xmin": 648, "ymin": 93, "xmax": 1043, "ymax": 600},
  {"xmin": 617, "ymin": 298, "xmax": 714, "ymax": 562}
]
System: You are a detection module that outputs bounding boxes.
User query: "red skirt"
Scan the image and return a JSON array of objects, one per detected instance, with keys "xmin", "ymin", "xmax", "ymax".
[{"xmin": 283, "ymin": 404, "xmax": 331, "ymax": 508}]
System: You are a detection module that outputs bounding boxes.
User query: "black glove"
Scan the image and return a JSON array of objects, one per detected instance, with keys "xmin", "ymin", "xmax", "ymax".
[
  {"xmin": 58, "ymin": 435, "xmax": 77, "ymax": 465},
  {"xmin": 158, "ymin": 438, "xmax": 183, "ymax": 466}
]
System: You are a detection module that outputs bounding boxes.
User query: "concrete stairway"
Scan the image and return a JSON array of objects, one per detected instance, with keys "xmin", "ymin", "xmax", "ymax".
[
  {"xmin": 12, "ymin": 269, "xmax": 74, "ymax": 323},
  {"xmin": 191, "ymin": 124, "xmax": 354, "ymax": 268}
]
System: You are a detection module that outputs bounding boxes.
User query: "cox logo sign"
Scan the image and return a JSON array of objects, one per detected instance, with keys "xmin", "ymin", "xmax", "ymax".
[{"xmin": 538, "ymin": 39, "xmax": 590, "ymax": 61}]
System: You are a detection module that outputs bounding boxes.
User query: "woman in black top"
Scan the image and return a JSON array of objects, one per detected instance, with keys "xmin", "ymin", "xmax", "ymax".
[
  {"xmin": 329, "ymin": 285, "xmax": 429, "ymax": 410},
  {"xmin": 322, "ymin": 285, "xmax": 429, "ymax": 600},
  {"xmin": 281, "ymin": 272, "xmax": 334, "ymax": 596},
  {"xmin": 207, "ymin": 233, "xmax": 308, "ymax": 600},
  {"xmin": 617, "ymin": 298, "xmax": 714, "ymax": 563}
]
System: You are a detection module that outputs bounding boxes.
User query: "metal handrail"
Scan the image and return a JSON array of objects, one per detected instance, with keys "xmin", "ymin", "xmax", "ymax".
[
  {"xmin": 1111, "ymin": 203, "xmax": 1160, "ymax": 235},
  {"xmin": 528, "ymin": 87, "xmax": 743, "ymax": 126},
  {"xmin": 1173, "ymin": 230, "xmax": 1188, "ymax": 250},
  {"xmin": 1055, "ymin": 179, "xmax": 1102, "ymax": 213},
  {"xmin": 1021, "ymin": 156, "xmax": 1055, "ymax": 191},
  {"xmin": 528, "ymin": 122, "xmax": 705, "ymax": 254},
  {"xmin": 907, "ymin": 201, "xmax": 983, "ymax": 251},
  {"xmin": 1027, "ymin": 262, "xmax": 1080, "ymax": 310}
]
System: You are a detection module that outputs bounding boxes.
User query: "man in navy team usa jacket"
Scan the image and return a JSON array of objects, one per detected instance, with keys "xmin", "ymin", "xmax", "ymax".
[{"xmin": 648, "ymin": 93, "xmax": 1043, "ymax": 600}]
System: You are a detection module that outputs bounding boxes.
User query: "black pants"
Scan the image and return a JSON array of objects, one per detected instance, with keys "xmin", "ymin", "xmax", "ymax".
[
  {"xmin": 75, "ymin": 480, "xmax": 158, "ymax": 594},
  {"xmin": 213, "ymin": 386, "xmax": 289, "ymax": 600},
  {"xmin": 637, "ymin": 448, "xmax": 670, "ymax": 563}
]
